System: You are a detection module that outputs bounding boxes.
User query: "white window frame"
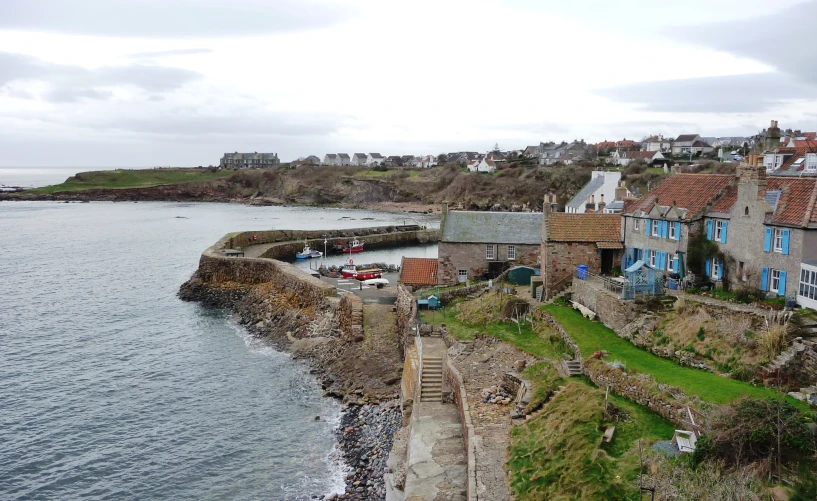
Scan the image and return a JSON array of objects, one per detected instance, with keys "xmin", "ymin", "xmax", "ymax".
[
  {"xmin": 806, "ymin": 153, "xmax": 817, "ymax": 172},
  {"xmin": 770, "ymin": 269, "xmax": 781, "ymax": 293},
  {"xmin": 714, "ymin": 220, "xmax": 724, "ymax": 242},
  {"xmin": 633, "ymin": 218, "xmax": 640, "ymax": 231},
  {"xmin": 669, "ymin": 222, "xmax": 678, "ymax": 240},
  {"xmin": 507, "ymin": 245, "xmax": 516, "ymax": 261},
  {"xmin": 712, "ymin": 257, "xmax": 721, "ymax": 279},
  {"xmin": 799, "ymin": 268, "xmax": 817, "ymax": 300},
  {"xmin": 649, "ymin": 250, "xmax": 657, "ymax": 267},
  {"xmin": 667, "ymin": 253, "xmax": 676, "ymax": 272},
  {"xmin": 651, "ymin": 221, "xmax": 659, "ymax": 237},
  {"xmin": 773, "ymin": 228, "xmax": 784, "ymax": 253},
  {"xmin": 486, "ymin": 245, "xmax": 495, "ymax": 260},
  {"xmin": 458, "ymin": 269, "xmax": 468, "ymax": 283}
]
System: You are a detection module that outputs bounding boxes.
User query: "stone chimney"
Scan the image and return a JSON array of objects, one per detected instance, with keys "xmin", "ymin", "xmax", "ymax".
[
  {"xmin": 541, "ymin": 194, "xmax": 551, "ymax": 300},
  {"xmin": 615, "ymin": 181, "xmax": 628, "ymax": 201},
  {"xmin": 586, "ymin": 195, "xmax": 595, "ymax": 212},
  {"xmin": 597, "ymin": 194, "xmax": 606, "ymax": 213},
  {"xmin": 765, "ymin": 119, "xmax": 781, "ymax": 151},
  {"xmin": 737, "ymin": 163, "xmax": 767, "ymax": 202}
]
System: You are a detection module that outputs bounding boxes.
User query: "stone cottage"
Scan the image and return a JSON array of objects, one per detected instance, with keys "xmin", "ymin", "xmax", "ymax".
[
  {"xmin": 437, "ymin": 204, "xmax": 541, "ymax": 284},
  {"xmin": 622, "ymin": 165, "xmax": 817, "ymax": 308},
  {"xmin": 540, "ymin": 204, "xmax": 623, "ymax": 299}
]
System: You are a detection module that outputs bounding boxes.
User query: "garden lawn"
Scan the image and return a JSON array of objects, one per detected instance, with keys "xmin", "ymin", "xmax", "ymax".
[
  {"xmin": 543, "ymin": 304, "xmax": 799, "ymax": 406},
  {"xmin": 419, "ymin": 308, "xmax": 567, "ymax": 359}
]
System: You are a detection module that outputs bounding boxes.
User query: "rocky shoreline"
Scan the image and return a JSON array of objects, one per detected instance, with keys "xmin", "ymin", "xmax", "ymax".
[{"xmin": 179, "ymin": 275, "xmax": 404, "ymax": 501}]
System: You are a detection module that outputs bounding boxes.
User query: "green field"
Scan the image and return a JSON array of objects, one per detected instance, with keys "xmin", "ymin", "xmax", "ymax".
[
  {"xmin": 543, "ymin": 304, "xmax": 803, "ymax": 406},
  {"xmin": 30, "ymin": 168, "xmax": 233, "ymax": 194}
]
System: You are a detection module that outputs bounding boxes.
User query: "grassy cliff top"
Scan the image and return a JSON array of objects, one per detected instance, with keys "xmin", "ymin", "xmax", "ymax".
[{"xmin": 29, "ymin": 168, "xmax": 233, "ymax": 194}]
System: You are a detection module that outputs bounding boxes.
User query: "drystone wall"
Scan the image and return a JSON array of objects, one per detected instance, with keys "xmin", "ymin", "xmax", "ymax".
[
  {"xmin": 584, "ymin": 358, "xmax": 698, "ymax": 427},
  {"xmin": 439, "ymin": 283, "xmax": 489, "ymax": 305},
  {"xmin": 533, "ymin": 310, "xmax": 582, "ymax": 359}
]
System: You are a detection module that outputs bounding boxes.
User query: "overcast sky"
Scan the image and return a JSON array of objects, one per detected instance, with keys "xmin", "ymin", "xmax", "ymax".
[{"xmin": 1, "ymin": 0, "xmax": 816, "ymax": 166}]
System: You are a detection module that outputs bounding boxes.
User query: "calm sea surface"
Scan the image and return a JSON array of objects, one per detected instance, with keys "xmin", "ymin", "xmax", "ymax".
[{"xmin": 0, "ymin": 201, "xmax": 438, "ymax": 500}]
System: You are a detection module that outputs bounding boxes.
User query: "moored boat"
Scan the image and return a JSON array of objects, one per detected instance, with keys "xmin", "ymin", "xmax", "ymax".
[
  {"xmin": 295, "ymin": 242, "xmax": 322, "ymax": 259},
  {"xmin": 343, "ymin": 239, "xmax": 364, "ymax": 253}
]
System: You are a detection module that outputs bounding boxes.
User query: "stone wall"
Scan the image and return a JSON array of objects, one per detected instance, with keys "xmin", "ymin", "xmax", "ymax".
[
  {"xmin": 533, "ymin": 309, "xmax": 582, "ymax": 360},
  {"xmin": 339, "ymin": 294, "xmax": 364, "ymax": 342},
  {"xmin": 439, "ymin": 283, "xmax": 489, "ymax": 305},
  {"xmin": 541, "ymin": 241, "xmax": 609, "ymax": 300},
  {"xmin": 396, "ymin": 284, "xmax": 417, "ymax": 353},
  {"xmin": 584, "ymin": 358, "xmax": 699, "ymax": 428},
  {"xmin": 438, "ymin": 242, "xmax": 539, "ymax": 285},
  {"xmin": 196, "ymin": 243, "xmax": 336, "ymax": 309},
  {"xmin": 444, "ymin": 359, "xmax": 478, "ymax": 501},
  {"xmin": 401, "ymin": 344, "xmax": 420, "ymax": 423},
  {"xmin": 571, "ymin": 279, "xmax": 647, "ymax": 334}
]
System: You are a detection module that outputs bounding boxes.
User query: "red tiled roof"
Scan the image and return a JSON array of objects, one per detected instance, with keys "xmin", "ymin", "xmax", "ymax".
[
  {"xmin": 625, "ymin": 174, "xmax": 734, "ymax": 217},
  {"xmin": 689, "ymin": 176, "xmax": 817, "ymax": 227},
  {"xmin": 804, "ymin": 132, "xmax": 816, "ymax": 141},
  {"xmin": 596, "ymin": 141, "xmax": 616, "ymax": 149},
  {"xmin": 617, "ymin": 140, "xmax": 635, "ymax": 148},
  {"xmin": 548, "ymin": 213, "xmax": 621, "ymax": 242},
  {"xmin": 399, "ymin": 258, "xmax": 438, "ymax": 286},
  {"xmin": 765, "ymin": 178, "xmax": 817, "ymax": 226},
  {"xmin": 626, "ymin": 151, "xmax": 658, "ymax": 160}
]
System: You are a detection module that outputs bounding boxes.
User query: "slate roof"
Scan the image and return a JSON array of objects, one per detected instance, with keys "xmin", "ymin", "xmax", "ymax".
[
  {"xmin": 566, "ymin": 176, "xmax": 604, "ymax": 210},
  {"xmin": 338, "ymin": 153, "xmax": 351, "ymax": 159},
  {"xmin": 625, "ymin": 174, "xmax": 734, "ymax": 217},
  {"xmin": 325, "ymin": 153, "xmax": 338, "ymax": 159},
  {"xmin": 399, "ymin": 258, "xmax": 439, "ymax": 286},
  {"xmin": 676, "ymin": 134, "xmax": 699, "ymax": 142},
  {"xmin": 441, "ymin": 211, "xmax": 542, "ymax": 245},
  {"xmin": 626, "ymin": 151, "xmax": 659, "ymax": 160},
  {"xmin": 547, "ymin": 213, "xmax": 622, "ymax": 242},
  {"xmin": 369, "ymin": 153, "xmax": 384, "ymax": 158}
]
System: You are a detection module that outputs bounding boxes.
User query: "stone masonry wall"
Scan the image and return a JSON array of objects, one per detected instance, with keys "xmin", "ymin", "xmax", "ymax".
[
  {"xmin": 396, "ymin": 284, "xmax": 417, "ymax": 354},
  {"xmin": 196, "ymin": 247, "xmax": 336, "ymax": 308},
  {"xmin": 339, "ymin": 293, "xmax": 364, "ymax": 342},
  {"xmin": 438, "ymin": 242, "xmax": 539, "ymax": 285},
  {"xmin": 225, "ymin": 227, "xmax": 439, "ymax": 259},
  {"xmin": 571, "ymin": 279, "xmax": 646, "ymax": 334},
  {"xmin": 444, "ymin": 359, "xmax": 478, "ymax": 501},
  {"xmin": 541, "ymin": 241, "xmax": 605, "ymax": 299}
]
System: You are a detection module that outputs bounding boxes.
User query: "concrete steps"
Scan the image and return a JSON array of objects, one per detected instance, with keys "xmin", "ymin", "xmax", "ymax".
[
  {"xmin": 420, "ymin": 356, "xmax": 443, "ymax": 403},
  {"xmin": 564, "ymin": 360, "xmax": 583, "ymax": 377}
]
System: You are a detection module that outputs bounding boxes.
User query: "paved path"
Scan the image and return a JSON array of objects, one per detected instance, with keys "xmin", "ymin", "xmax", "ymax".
[{"xmin": 404, "ymin": 402, "xmax": 468, "ymax": 501}]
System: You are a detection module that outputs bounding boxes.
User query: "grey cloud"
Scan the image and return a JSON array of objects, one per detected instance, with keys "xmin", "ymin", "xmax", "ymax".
[
  {"xmin": 126, "ymin": 49, "xmax": 214, "ymax": 59},
  {"xmin": 47, "ymin": 88, "xmax": 114, "ymax": 103},
  {"xmin": 596, "ymin": 72, "xmax": 817, "ymax": 113},
  {"xmin": 0, "ymin": 52, "xmax": 201, "ymax": 102},
  {"xmin": 83, "ymin": 109, "xmax": 351, "ymax": 137},
  {"xmin": 0, "ymin": 0, "xmax": 356, "ymax": 37},
  {"xmin": 671, "ymin": 1, "xmax": 817, "ymax": 85}
]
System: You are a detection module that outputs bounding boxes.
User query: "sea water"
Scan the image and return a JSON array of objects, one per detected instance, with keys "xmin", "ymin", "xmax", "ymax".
[{"xmin": 0, "ymin": 201, "xmax": 438, "ymax": 500}]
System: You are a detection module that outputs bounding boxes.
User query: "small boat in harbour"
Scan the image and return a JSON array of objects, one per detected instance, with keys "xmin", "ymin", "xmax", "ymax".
[
  {"xmin": 343, "ymin": 239, "xmax": 364, "ymax": 253},
  {"xmin": 295, "ymin": 241, "xmax": 323, "ymax": 259},
  {"xmin": 339, "ymin": 259, "xmax": 382, "ymax": 280}
]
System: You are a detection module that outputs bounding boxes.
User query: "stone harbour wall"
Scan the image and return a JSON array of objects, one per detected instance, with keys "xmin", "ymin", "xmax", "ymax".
[{"xmin": 196, "ymin": 235, "xmax": 336, "ymax": 308}]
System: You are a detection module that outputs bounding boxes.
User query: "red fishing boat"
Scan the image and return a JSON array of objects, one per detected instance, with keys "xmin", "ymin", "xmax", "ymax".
[
  {"xmin": 343, "ymin": 239, "xmax": 364, "ymax": 253},
  {"xmin": 339, "ymin": 259, "xmax": 382, "ymax": 280}
]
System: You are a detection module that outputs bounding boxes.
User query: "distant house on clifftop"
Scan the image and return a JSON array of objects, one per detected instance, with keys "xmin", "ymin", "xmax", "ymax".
[{"xmin": 220, "ymin": 152, "xmax": 280, "ymax": 168}]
